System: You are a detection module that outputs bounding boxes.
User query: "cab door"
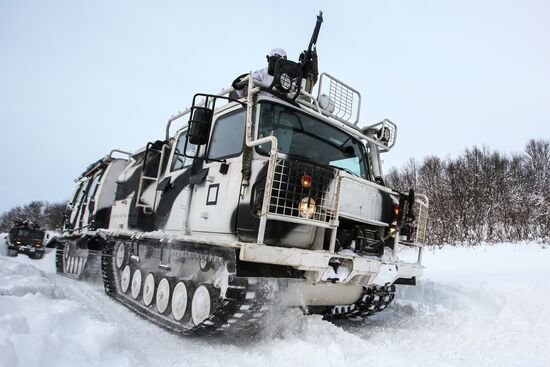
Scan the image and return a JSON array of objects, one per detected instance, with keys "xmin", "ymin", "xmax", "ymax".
[
  {"xmin": 155, "ymin": 128, "xmax": 197, "ymax": 231},
  {"xmin": 188, "ymin": 108, "xmax": 246, "ymax": 234}
]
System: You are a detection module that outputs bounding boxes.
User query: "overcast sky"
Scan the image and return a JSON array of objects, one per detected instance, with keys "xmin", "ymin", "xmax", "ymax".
[{"xmin": 1, "ymin": 0, "xmax": 549, "ymax": 214}]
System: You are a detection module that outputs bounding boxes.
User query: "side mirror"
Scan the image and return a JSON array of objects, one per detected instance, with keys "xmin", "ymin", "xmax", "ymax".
[
  {"xmin": 188, "ymin": 107, "xmax": 213, "ymax": 145},
  {"xmin": 376, "ymin": 126, "xmax": 391, "ymax": 144}
]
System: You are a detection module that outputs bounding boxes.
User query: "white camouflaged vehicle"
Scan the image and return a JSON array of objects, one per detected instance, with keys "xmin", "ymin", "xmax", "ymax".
[{"xmin": 54, "ymin": 36, "xmax": 428, "ymax": 336}]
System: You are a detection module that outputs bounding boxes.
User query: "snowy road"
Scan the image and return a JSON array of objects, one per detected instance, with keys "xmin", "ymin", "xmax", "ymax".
[{"xmin": 1, "ymin": 237, "xmax": 549, "ymax": 367}]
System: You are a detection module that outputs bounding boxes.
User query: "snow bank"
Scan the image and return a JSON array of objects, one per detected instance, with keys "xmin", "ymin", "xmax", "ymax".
[{"xmin": 1, "ymin": 243, "xmax": 549, "ymax": 367}]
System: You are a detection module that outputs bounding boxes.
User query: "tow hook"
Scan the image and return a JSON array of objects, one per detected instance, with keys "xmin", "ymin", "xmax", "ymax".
[
  {"xmin": 322, "ymin": 257, "xmax": 353, "ymax": 282},
  {"xmin": 329, "ymin": 258, "xmax": 342, "ymax": 273}
]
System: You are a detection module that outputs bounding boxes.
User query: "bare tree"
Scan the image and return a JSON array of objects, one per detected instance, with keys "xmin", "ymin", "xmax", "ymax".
[
  {"xmin": 385, "ymin": 139, "xmax": 549, "ymax": 246},
  {"xmin": 0, "ymin": 201, "xmax": 67, "ymax": 232}
]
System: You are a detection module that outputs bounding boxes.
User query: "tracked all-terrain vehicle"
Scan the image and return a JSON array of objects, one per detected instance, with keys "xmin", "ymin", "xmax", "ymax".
[
  {"xmin": 6, "ymin": 220, "xmax": 46, "ymax": 259},
  {"xmin": 55, "ymin": 15, "xmax": 429, "ymax": 336}
]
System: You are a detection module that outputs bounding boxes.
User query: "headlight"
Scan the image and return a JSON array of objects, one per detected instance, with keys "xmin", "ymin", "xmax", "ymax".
[
  {"xmin": 298, "ymin": 197, "xmax": 316, "ymax": 219},
  {"xmin": 318, "ymin": 94, "xmax": 336, "ymax": 113},
  {"xmin": 279, "ymin": 73, "xmax": 292, "ymax": 91},
  {"xmin": 389, "ymin": 220, "xmax": 398, "ymax": 237}
]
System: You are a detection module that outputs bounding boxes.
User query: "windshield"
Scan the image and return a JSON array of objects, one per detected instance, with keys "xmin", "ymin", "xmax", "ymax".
[
  {"xmin": 13, "ymin": 228, "xmax": 44, "ymax": 240},
  {"xmin": 257, "ymin": 102, "xmax": 369, "ymax": 178}
]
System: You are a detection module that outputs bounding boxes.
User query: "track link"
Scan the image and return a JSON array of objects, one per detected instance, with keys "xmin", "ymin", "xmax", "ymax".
[{"xmin": 325, "ymin": 284, "xmax": 396, "ymax": 320}]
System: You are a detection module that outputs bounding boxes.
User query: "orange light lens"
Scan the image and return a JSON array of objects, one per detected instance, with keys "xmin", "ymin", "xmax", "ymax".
[
  {"xmin": 394, "ymin": 204, "xmax": 400, "ymax": 216},
  {"xmin": 300, "ymin": 174, "xmax": 312, "ymax": 188}
]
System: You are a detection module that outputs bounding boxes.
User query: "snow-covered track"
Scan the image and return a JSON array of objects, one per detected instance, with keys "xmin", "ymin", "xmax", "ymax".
[{"xmin": 101, "ymin": 237, "xmax": 274, "ymax": 336}]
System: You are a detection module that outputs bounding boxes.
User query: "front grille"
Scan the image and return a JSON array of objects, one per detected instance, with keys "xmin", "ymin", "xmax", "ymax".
[
  {"xmin": 414, "ymin": 195, "xmax": 429, "ymax": 244},
  {"xmin": 268, "ymin": 156, "xmax": 339, "ymax": 225}
]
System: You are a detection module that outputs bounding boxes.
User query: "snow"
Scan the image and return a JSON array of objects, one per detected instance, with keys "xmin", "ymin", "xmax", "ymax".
[{"xmin": 1, "ymin": 233, "xmax": 549, "ymax": 367}]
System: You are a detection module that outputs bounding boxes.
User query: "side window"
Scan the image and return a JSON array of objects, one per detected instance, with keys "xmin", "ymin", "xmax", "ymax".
[
  {"xmin": 208, "ymin": 110, "xmax": 246, "ymax": 160},
  {"xmin": 171, "ymin": 131, "xmax": 197, "ymax": 171}
]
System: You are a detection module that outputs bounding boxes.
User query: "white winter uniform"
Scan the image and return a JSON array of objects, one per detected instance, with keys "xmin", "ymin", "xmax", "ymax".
[
  {"xmin": 235, "ymin": 48, "xmax": 286, "ymax": 97},
  {"xmin": 251, "ymin": 68, "xmax": 274, "ymax": 88},
  {"xmin": 234, "ymin": 68, "xmax": 273, "ymax": 98},
  {"xmin": 253, "ymin": 48, "xmax": 286, "ymax": 88}
]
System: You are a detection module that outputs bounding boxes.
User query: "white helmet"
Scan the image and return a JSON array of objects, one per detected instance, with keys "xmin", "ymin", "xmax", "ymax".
[{"xmin": 269, "ymin": 48, "xmax": 287, "ymax": 58}]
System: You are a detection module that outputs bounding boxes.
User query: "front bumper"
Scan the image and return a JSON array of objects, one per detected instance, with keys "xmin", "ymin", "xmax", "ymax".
[
  {"xmin": 239, "ymin": 243, "xmax": 423, "ymax": 286},
  {"xmin": 9, "ymin": 245, "xmax": 44, "ymax": 255}
]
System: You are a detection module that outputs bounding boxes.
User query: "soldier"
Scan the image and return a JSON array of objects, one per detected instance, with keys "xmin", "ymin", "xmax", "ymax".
[
  {"xmin": 232, "ymin": 47, "xmax": 318, "ymax": 97},
  {"xmin": 232, "ymin": 48, "xmax": 287, "ymax": 98},
  {"xmin": 254, "ymin": 48, "xmax": 288, "ymax": 87}
]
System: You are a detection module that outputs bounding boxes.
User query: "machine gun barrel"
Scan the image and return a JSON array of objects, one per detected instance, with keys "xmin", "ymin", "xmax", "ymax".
[
  {"xmin": 300, "ymin": 11, "xmax": 323, "ymax": 93},
  {"xmin": 307, "ymin": 11, "xmax": 323, "ymax": 54}
]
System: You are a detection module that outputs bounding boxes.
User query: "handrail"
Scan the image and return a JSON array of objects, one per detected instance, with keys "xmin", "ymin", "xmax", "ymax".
[
  {"xmin": 107, "ymin": 149, "xmax": 132, "ymax": 160},
  {"xmin": 163, "ymin": 71, "xmax": 392, "ymax": 153},
  {"xmin": 316, "ymin": 72, "xmax": 362, "ymax": 125},
  {"xmin": 164, "ymin": 87, "xmax": 236, "ymax": 140}
]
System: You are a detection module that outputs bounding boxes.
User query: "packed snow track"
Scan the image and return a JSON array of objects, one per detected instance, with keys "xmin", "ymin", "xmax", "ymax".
[{"xmin": 1, "ymin": 234, "xmax": 549, "ymax": 367}]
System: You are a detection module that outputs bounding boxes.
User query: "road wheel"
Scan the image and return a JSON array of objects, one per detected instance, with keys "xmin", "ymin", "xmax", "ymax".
[
  {"xmin": 171, "ymin": 281, "xmax": 192, "ymax": 322},
  {"xmin": 143, "ymin": 273, "xmax": 156, "ymax": 307},
  {"xmin": 120, "ymin": 265, "xmax": 131, "ymax": 293},
  {"xmin": 156, "ymin": 278, "xmax": 171, "ymax": 314},
  {"xmin": 191, "ymin": 283, "xmax": 219, "ymax": 326},
  {"xmin": 131, "ymin": 269, "xmax": 143, "ymax": 299}
]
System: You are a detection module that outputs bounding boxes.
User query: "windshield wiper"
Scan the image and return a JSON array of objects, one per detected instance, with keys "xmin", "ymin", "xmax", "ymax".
[
  {"xmin": 285, "ymin": 154, "xmax": 361, "ymax": 178},
  {"xmin": 286, "ymin": 153, "xmax": 315, "ymax": 163},
  {"xmin": 329, "ymin": 164, "xmax": 360, "ymax": 177}
]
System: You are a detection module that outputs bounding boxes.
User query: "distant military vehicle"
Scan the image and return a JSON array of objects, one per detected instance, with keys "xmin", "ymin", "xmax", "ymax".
[{"xmin": 6, "ymin": 220, "xmax": 46, "ymax": 259}]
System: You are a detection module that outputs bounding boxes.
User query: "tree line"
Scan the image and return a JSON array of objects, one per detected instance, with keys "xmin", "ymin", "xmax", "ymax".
[
  {"xmin": 386, "ymin": 139, "xmax": 550, "ymax": 245},
  {"xmin": 0, "ymin": 201, "xmax": 66, "ymax": 233}
]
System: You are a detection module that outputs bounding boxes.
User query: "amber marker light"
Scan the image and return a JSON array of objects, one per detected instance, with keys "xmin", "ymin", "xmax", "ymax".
[
  {"xmin": 300, "ymin": 174, "xmax": 312, "ymax": 188},
  {"xmin": 394, "ymin": 204, "xmax": 400, "ymax": 216}
]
